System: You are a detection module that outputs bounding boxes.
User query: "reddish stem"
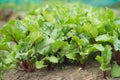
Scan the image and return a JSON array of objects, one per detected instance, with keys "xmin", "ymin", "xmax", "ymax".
[
  {"xmin": 103, "ymin": 71, "xmax": 107, "ymax": 79},
  {"xmin": 114, "ymin": 51, "xmax": 120, "ymax": 66},
  {"xmin": 46, "ymin": 62, "xmax": 52, "ymax": 71},
  {"xmin": 18, "ymin": 60, "xmax": 35, "ymax": 72},
  {"xmin": 81, "ymin": 62, "xmax": 87, "ymax": 70}
]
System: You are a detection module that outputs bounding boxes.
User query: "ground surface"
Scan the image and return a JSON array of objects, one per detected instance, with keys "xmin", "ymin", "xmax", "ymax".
[
  {"xmin": 0, "ymin": 21, "xmax": 6, "ymax": 28},
  {"xmin": 4, "ymin": 61, "xmax": 120, "ymax": 80}
]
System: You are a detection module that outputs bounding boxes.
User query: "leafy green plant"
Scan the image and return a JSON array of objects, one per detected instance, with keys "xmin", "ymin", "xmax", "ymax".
[
  {"xmin": 96, "ymin": 45, "xmax": 112, "ymax": 78},
  {"xmin": 0, "ymin": 2, "xmax": 120, "ymax": 79}
]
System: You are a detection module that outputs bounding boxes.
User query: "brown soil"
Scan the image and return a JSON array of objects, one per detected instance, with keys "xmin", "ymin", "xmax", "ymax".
[
  {"xmin": 0, "ymin": 21, "xmax": 6, "ymax": 28},
  {"xmin": 4, "ymin": 61, "xmax": 120, "ymax": 80},
  {"xmin": 112, "ymin": 9, "xmax": 120, "ymax": 16}
]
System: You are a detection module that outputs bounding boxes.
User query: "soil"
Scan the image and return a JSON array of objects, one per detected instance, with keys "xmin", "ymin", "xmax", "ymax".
[
  {"xmin": 0, "ymin": 21, "xmax": 6, "ymax": 28},
  {"xmin": 112, "ymin": 9, "xmax": 120, "ymax": 16},
  {"xmin": 4, "ymin": 61, "xmax": 120, "ymax": 80}
]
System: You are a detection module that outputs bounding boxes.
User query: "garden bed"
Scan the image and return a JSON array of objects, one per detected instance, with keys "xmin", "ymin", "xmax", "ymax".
[{"xmin": 4, "ymin": 61, "xmax": 119, "ymax": 80}]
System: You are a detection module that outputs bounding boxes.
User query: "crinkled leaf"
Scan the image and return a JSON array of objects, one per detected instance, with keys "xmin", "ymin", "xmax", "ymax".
[
  {"xmin": 0, "ymin": 20, "xmax": 25, "ymax": 42},
  {"xmin": 102, "ymin": 45, "xmax": 112, "ymax": 65},
  {"xmin": 84, "ymin": 24, "xmax": 98, "ymax": 38},
  {"xmin": 35, "ymin": 61, "xmax": 47, "ymax": 69},
  {"xmin": 96, "ymin": 55, "xmax": 103, "ymax": 64},
  {"xmin": 0, "ymin": 43, "xmax": 10, "ymax": 50},
  {"xmin": 96, "ymin": 45, "xmax": 112, "ymax": 71},
  {"xmin": 29, "ymin": 31, "xmax": 43, "ymax": 43},
  {"xmin": 66, "ymin": 53, "xmax": 77, "ymax": 60},
  {"xmin": 95, "ymin": 34, "xmax": 113, "ymax": 43},
  {"xmin": 93, "ymin": 44, "xmax": 104, "ymax": 51},
  {"xmin": 26, "ymin": 49, "xmax": 35, "ymax": 57},
  {"xmin": 52, "ymin": 40, "xmax": 68, "ymax": 52},
  {"xmin": 111, "ymin": 63, "xmax": 120, "ymax": 78},
  {"xmin": 45, "ymin": 56, "xmax": 59, "ymax": 63},
  {"xmin": 114, "ymin": 39, "xmax": 120, "ymax": 51},
  {"xmin": 72, "ymin": 36, "xmax": 89, "ymax": 47}
]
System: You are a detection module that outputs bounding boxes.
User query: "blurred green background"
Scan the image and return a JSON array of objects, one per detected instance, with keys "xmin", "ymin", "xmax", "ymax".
[
  {"xmin": 0, "ymin": 0, "xmax": 119, "ymax": 22},
  {"xmin": 0, "ymin": 0, "xmax": 120, "ymax": 11},
  {"xmin": 0, "ymin": 0, "xmax": 120, "ymax": 6}
]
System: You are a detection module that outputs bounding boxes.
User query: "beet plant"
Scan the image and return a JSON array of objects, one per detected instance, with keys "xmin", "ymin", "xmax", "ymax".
[{"xmin": 0, "ymin": 2, "xmax": 120, "ymax": 79}]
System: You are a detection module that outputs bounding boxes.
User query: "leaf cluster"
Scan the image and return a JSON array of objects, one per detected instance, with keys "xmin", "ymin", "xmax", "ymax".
[{"xmin": 0, "ymin": 2, "xmax": 120, "ymax": 78}]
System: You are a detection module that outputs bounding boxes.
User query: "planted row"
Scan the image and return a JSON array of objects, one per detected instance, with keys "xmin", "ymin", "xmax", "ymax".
[{"xmin": 0, "ymin": 2, "xmax": 120, "ymax": 79}]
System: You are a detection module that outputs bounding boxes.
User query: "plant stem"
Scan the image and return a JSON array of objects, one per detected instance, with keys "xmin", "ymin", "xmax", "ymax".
[
  {"xmin": 113, "ymin": 51, "xmax": 120, "ymax": 65},
  {"xmin": 54, "ymin": 48, "xmax": 61, "ymax": 57},
  {"xmin": 81, "ymin": 62, "xmax": 87, "ymax": 70},
  {"xmin": 47, "ymin": 62, "xmax": 51, "ymax": 71},
  {"xmin": 19, "ymin": 60, "xmax": 35, "ymax": 72},
  {"xmin": 103, "ymin": 71, "xmax": 107, "ymax": 79}
]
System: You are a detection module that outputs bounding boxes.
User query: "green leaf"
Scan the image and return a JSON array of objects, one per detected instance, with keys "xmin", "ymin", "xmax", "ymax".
[
  {"xmin": 111, "ymin": 63, "xmax": 120, "ymax": 78},
  {"xmin": 95, "ymin": 34, "xmax": 113, "ymax": 43},
  {"xmin": 114, "ymin": 39, "xmax": 120, "ymax": 51},
  {"xmin": 0, "ymin": 63, "xmax": 2, "ymax": 67},
  {"xmin": 96, "ymin": 45, "xmax": 112, "ymax": 71},
  {"xmin": 0, "ymin": 20, "xmax": 25, "ymax": 42},
  {"xmin": 72, "ymin": 36, "xmax": 89, "ymax": 47},
  {"xmin": 42, "ymin": 10, "xmax": 55, "ymax": 23},
  {"xmin": 84, "ymin": 24, "xmax": 98, "ymax": 38},
  {"xmin": 105, "ymin": 8, "xmax": 115, "ymax": 20},
  {"xmin": 45, "ymin": 56, "xmax": 59, "ymax": 63},
  {"xmin": 102, "ymin": 45, "xmax": 112, "ymax": 65},
  {"xmin": 72, "ymin": 36, "xmax": 84, "ymax": 45},
  {"xmin": 95, "ymin": 55, "xmax": 103, "ymax": 64},
  {"xmin": 66, "ymin": 53, "xmax": 77, "ymax": 60},
  {"xmin": 100, "ymin": 64, "xmax": 111, "ymax": 71},
  {"xmin": 15, "ymin": 49, "xmax": 35, "ymax": 60},
  {"xmin": 29, "ymin": 31, "xmax": 43, "ymax": 43},
  {"xmin": 26, "ymin": 49, "xmax": 35, "ymax": 57},
  {"xmin": 35, "ymin": 61, "xmax": 47, "ymax": 69},
  {"xmin": 4, "ymin": 54, "xmax": 15, "ymax": 64},
  {"xmin": 93, "ymin": 44, "xmax": 104, "ymax": 51},
  {"xmin": 52, "ymin": 40, "xmax": 68, "ymax": 52},
  {"xmin": 0, "ymin": 43, "xmax": 10, "ymax": 50}
]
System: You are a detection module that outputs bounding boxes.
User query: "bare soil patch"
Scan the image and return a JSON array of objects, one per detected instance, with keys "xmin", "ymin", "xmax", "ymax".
[{"xmin": 4, "ymin": 61, "xmax": 120, "ymax": 80}]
